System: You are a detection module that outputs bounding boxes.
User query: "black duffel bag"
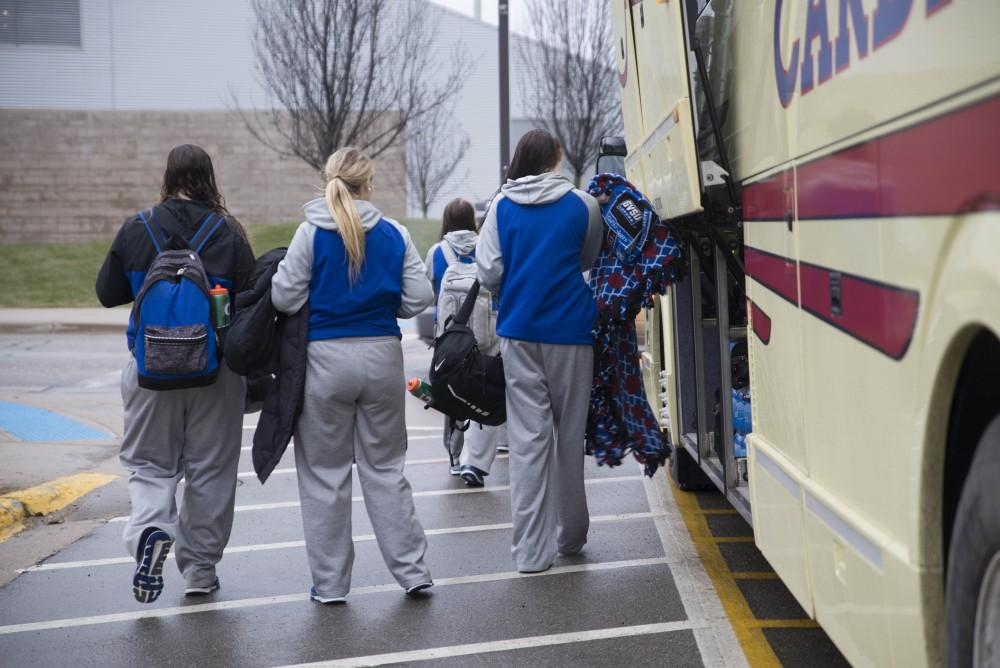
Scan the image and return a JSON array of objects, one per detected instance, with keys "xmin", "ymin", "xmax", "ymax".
[{"xmin": 428, "ymin": 280, "xmax": 506, "ymax": 426}]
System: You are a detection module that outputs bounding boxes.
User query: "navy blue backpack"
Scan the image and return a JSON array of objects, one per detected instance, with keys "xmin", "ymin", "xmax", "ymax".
[{"xmin": 130, "ymin": 208, "xmax": 227, "ymax": 390}]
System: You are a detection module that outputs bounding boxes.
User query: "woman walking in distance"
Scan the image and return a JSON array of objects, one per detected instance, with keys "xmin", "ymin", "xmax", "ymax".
[
  {"xmin": 96, "ymin": 144, "xmax": 255, "ymax": 602},
  {"xmin": 271, "ymin": 146, "xmax": 435, "ymax": 603},
  {"xmin": 476, "ymin": 130, "xmax": 604, "ymax": 573}
]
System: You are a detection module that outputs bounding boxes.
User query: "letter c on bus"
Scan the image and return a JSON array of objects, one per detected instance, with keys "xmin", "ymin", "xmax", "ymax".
[{"xmin": 774, "ymin": 0, "xmax": 800, "ymax": 108}]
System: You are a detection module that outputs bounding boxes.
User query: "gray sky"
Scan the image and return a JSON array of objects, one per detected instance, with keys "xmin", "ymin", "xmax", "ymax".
[{"xmin": 428, "ymin": 0, "xmax": 532, "ymax": 34}]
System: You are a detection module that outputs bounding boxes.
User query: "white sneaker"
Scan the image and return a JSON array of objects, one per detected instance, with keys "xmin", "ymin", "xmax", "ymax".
[
  {"xmin": 310, "ymin": 586, "xmax": 346, "ymax": 604},
  {"xmin": 184, "ymin": 578, "xmax": 220, "ymax": 596}
]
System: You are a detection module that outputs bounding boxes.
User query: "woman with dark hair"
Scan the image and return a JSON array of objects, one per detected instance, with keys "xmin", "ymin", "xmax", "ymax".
[
  {"xmin": 96, "ymin": 144, "xmax": 255, "ymax": 603},
  {"xmin": 424, "ymin": 198, "xmax": 507, "ymax": 486},
  {"xmin": 476, "ymin": 129, "xmax": 604, "ymax": 573}
]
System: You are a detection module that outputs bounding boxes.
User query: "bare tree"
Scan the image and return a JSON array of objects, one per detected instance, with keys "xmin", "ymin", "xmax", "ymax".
[
  {"xmin": 240, "ymin": 0, "xmax": 467, "ymax": 171},
  {"xmin": 520, "ymin": 0, "xmax": 623, "ymax": 186},
  {"xmin": 407, "ymin": 104, "xmax": 471, "ymax": 219}
]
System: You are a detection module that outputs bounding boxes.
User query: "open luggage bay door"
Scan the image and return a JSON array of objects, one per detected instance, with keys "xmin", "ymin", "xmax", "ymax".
[{"xmin": 612, "ymin": 0, "xmax": 702, "ymax": 220}]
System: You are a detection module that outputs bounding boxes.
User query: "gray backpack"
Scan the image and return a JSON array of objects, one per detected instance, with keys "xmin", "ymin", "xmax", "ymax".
[{"xmin": 436, "ymin": 244, "xmax": 496, "ymax": 350}]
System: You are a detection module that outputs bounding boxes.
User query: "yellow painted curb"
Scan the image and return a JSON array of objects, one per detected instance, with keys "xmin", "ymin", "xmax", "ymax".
[
  {"xmin": 664, "ymin": 470, "xmax": 784, "ymax": 668},
  {"xmin": 0, "ymin": 473, "xmax": 117, "ymax": 541}
]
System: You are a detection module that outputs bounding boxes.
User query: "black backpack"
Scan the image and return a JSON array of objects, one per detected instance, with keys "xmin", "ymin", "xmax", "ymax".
[{"xmin": 428, "ymin": 280, "xmax": 506, "ymax": 426}]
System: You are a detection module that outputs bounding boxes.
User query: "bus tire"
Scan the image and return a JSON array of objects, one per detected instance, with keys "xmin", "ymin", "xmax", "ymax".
[{"xmin": 945, "ymin": 415, "xmax": 1000, "ymax": 667}]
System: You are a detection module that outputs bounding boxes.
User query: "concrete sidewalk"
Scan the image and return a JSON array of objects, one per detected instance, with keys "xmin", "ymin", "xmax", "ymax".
[{"xmin": 0, "ymin": 308, "xmax": 129, "ymax": 334}]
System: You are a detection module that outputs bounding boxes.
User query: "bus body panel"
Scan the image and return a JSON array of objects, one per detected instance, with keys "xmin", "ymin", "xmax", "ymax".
[
  {"xmin": 621, "ymin": 0, "xmax": 703, "ymax": 218},
  {"xmin": 613, "ymin": 0, "xmax": 1000, "ymax": 664}
]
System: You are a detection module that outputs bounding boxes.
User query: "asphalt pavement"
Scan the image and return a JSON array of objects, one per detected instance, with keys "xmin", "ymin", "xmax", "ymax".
[
  {"xmin": 0, "ymin": 328, "xmax": 750, "ymax": 667},
  {"xmin": 0, "ymin": 324, "xmax": 849, "ymax": 666}
]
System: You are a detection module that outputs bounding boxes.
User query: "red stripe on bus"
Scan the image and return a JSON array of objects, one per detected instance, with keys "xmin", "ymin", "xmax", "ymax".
[
  {"xmin": 746, "ymin": 247, "xmax": 919, "ymax": 359},
  {"xmin": 743, "ymin": 94, "xmax": 1000, "ymax": 221},
  {"xmin": 744, "ymin": 246, "xmax": 799, "ymax": 305},
  {"xmin": 798, "ymin": 263, "xmax": 919, "ymax": 359},
  {"xmin": 749, "ymin": 300, "xmax": 772, "ymax": 345},
  {"xmin": 743, "ymin": 171, "xmax": 790, "ymax": 221},
  {"xmin": 799, "ymin": 95, "xmax": 1000, "ymax": 219}
]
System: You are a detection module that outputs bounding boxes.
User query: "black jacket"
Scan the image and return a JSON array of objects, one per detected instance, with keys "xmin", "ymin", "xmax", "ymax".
[
  {"xmin": 96, "ymin": 199, "xmax": 255, "ymax": 310},
  {"xmin": 240, "ymin": 250, "xmax": 310, "ymax": 484},
  {"xmin": 224, "ymin": 248, "xmax": 287, "ymax": 378}
]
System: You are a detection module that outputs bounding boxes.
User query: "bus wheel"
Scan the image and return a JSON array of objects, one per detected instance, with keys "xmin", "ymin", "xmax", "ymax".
[{"xmin": 945, "ymin": 415, "xmax": 1000, "ymax": 667}]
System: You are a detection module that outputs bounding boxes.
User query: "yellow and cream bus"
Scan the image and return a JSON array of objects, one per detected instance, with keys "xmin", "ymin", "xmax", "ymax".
[{"xmin": 607, "ymin": 0, "xmax": 1000, "ymax": 664}]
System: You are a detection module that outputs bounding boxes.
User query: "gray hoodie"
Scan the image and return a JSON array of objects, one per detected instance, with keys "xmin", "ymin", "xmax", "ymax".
[
  {"xmin": 476, "ymin": 172, "xmax": 603, "ymax": 293},
  {"xmin": 271, "ymin": 198, "xmax": 434, "ymax": 318}
]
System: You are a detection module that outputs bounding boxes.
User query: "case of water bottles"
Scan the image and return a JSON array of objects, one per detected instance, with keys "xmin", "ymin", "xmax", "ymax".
[{"xmin": 731, "ymin": 387, "xmax": 751, "ymax": 459}]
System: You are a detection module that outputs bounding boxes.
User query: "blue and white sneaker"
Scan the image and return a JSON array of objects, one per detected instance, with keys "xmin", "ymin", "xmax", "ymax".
[
  {"xmin": 460, "ymin": 465, "xmax": 486, "ymax": 488},
  {"xmin": 133, "ymin": 527, "xmax": 173, "ymax": 604},
  {"xmin": 449, "ymin": 464, "xmax": 462, "ymax": 476},
  {"xmin": 310, "ymin": 586, "xmax": 346, "ymax": 604}
]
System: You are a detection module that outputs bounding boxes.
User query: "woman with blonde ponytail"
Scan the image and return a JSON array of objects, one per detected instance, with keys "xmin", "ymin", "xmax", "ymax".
[{"xmin": 271, "ymin": 146, "xmax": 435, "ymax": 603}]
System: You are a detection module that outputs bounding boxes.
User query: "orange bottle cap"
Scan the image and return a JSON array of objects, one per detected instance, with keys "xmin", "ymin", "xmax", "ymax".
[
  {"xmin": 210, "ymin": 285, "xmax": 228, "ymax": 295},
  {"xmin": 407, "ymin": 378, "xmax": 420, "ymax": 391}
]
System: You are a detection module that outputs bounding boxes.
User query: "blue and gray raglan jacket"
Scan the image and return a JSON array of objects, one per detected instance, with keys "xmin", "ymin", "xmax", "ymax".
[
  {"xmin": 476, "ymin": 172, "xmax": 604, "ymax": 345},
  {"xmin": 270, "ymin": 198, "xmax": 433, "ymax": 340}
]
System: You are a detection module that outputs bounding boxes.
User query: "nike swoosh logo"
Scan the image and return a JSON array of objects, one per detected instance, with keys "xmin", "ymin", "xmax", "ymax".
[{"xmin": 434, "ymin": 360, "xmax": 446, "ymax": 372}]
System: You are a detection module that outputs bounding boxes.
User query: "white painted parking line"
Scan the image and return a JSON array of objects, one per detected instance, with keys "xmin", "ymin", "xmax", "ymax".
[
  {"xmin": 1, "ymin": 557, "xmax": 672, "ymax": 635},
  {"xmin": 21, "ymin": 512, "xmax": 666, "ymax": 573},
  {"xmin": 110, "ymin": 475, "xmax": 644, "ymax": 522},
  {"xmin": 243, "ymin": 425, "xmax": 443, "ymax": 432},
  {"xmin": 643, "ymin": 475, "xmax": 749, "ymax": 668},
  {"xmin": 233, "ymin": 454, "xmax": 509, "ymax": 479},
  {"xmin": 279, "ymin": 620, "xmax": 704, "ymax": 667}
]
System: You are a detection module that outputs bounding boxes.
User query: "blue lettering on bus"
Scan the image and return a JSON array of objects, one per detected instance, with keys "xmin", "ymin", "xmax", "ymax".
[
  {"xmin": 801, "ymin": 0, "xmax": 834, "ymax": 95},
  {"xmin": 775, "ymin": 0, "xmax": 946, "ymax": 107}
]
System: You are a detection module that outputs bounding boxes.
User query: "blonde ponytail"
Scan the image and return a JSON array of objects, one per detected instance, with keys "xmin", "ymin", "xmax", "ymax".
[{"xmin": 323, "ymin": 146, "xmax": 374, "ymax": 282}]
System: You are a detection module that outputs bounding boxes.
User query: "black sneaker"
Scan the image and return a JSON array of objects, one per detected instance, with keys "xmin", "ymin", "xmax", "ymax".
[
  {"xmin": 405, "ymin": 582, "xmax": 434, "ymax": 596},
  {"xmin": 460, "ymin": 465, "xmax": 486, "ymax": 488},
  {"xmin": 133, "ymin": 527, "xmax": 173, "ymax": 604}
]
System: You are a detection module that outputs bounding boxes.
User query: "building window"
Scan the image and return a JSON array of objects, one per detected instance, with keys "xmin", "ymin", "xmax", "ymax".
[{"xmin": 0, "ymin": 0, "xmax": 81, "ymax": 47}]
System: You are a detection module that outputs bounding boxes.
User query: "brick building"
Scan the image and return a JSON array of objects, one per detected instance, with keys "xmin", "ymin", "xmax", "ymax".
[{"xmin": 0, "ymin": 0, "xmax": 540, "ymax": 243}]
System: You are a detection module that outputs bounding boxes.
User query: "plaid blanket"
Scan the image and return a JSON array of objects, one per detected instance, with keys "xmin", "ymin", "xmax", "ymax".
[{"xmin": 586, "ymin": 174, "xmax": 683, "ymax": 476}]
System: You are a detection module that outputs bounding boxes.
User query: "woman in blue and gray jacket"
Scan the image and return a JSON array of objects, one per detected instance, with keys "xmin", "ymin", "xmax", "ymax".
[
  {"xmin": 476, "ymin": 130, "xmax": 604, "ymax": 573},
  {"xmin": 270, "ymin": 146, "xmax": 435, "ymax": 603}
]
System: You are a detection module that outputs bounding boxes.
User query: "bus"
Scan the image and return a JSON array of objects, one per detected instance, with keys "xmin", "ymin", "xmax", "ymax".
[{"xmin": 606, "ymin": 0, "xmax": 1000, "ymax": 665}]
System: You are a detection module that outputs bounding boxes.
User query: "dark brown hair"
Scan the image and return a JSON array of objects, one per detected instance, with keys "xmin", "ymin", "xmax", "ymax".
[
  {"xmin": 440, "ymin": 198, "xmax": 477, "ymax": 238},
  {"xmin": 506, "ymin": 129, "xmax": 562, "ymax": 181},
  {"xmin": 160, "ymin": 144, "xmax": 229, "ymax": 214}
]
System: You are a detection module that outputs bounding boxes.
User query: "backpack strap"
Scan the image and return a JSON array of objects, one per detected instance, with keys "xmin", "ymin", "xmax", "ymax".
[
  {"xmin": 190, "ymin": 212, "xmax": 227, "ymax": 254},
  {"xmin": 137, "ymin": 208, "xmax": 163, "ymax": 254},
  {"xmin": 453, "ymin": 280, "xmax": 481, "ymax": 326}
]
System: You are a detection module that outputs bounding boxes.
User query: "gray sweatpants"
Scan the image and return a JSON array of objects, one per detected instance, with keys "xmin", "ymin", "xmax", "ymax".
[
  {"xmin": 119, "ymin": 357, "xmax": 245, "ymax": 588},
  {"xmin": 295, "ymin": 337, "xmax": 431, "ymax": 599},
  {"xmin": 501, "ymin": 338, "xmax": 593, "ymax": 572}
]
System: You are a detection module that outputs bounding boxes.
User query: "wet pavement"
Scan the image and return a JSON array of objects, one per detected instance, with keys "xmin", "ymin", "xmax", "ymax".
[{"xmin": 0, "ymin": 331, "xmax": 847, "ymax": 666}]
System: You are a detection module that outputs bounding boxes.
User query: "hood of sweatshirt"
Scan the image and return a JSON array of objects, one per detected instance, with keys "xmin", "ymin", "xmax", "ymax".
[
  {"xmin": 302, "ymin": 197, "xmax": 384, "ymax": 231},
  {"xmin": 443, "ymin": 230, "xmax": 478, "ymax": 256},
  {"xmin": 500, "ymin": 172, "xmax": 575, "ymax": 206}
]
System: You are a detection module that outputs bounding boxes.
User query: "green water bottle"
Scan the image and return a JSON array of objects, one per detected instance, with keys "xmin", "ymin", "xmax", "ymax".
[
  {"xmin": 209, "ymin": 285, "xmax": 230, "ymax": 329},
  {"xmin": 407, "ymin": 378, "xmax": 433, "ymax": 404}
]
